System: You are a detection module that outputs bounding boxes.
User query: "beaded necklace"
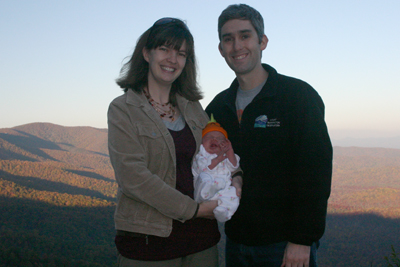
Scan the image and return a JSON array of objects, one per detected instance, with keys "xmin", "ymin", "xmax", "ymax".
[{"xmin": 144, "ymin": 88, "xmax": 176, "ymax": 122}]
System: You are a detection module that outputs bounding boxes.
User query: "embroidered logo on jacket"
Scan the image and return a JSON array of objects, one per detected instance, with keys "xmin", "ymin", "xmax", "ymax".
[
  {"xmin": 254, "ymin": 115, "xmax": 268, "ymax": 128},
  {"xmin": 254, "ymin": 115, "xmax": 280, "ymax": 128},
  {"xmin": 266, "ymin": 118, "xmax": 280, "ymax": 127}
]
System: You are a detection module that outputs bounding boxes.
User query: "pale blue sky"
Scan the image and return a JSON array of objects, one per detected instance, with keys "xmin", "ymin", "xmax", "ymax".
[{"xmin": 1, "ymin": 0, "xmax": 399, "ymax": 139}]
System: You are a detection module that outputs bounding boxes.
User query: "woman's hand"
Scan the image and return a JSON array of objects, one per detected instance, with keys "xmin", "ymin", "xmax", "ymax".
[{"xmin": 195, "ymin": 200, "xmax": 218, "ymax": 219}]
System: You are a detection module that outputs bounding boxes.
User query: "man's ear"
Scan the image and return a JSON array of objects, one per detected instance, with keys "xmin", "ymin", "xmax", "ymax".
[
  {"xmin": 260, "ymin": 35, "xmax": 269, "ymax": 51},
  {"xmin": 142, "ymin": 47, "xmax": 150, "ymax": 62}
]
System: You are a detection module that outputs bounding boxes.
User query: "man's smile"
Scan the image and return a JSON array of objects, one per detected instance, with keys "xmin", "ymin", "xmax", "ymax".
[{"xmin": 232, "ymin": 53, "xmax": 248, "ymax": 60}]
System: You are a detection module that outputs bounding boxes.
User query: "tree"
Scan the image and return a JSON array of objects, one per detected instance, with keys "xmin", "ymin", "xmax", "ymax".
[{"xmin": 385, "ymin": 245, "xmax": 400, "ymax": 267}]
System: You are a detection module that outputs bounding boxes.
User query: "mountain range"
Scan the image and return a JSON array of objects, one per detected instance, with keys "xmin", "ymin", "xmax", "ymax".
[
  {"xmin": 331, "ymin": 135, "xmax": 400, "ymax": 150},
  {"xmin": 0, "ymin": 122, "xmax": 399, "ymax": 266}
]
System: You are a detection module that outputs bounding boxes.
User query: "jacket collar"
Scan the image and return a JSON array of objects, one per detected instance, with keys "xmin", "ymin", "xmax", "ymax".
[
  {"xmin": 223, "ymin": 64, "xmax": 278, "ymax": 109},
  {"xmin": 126, "ymin": 88, "xmax": 147, "ymax": 107}
]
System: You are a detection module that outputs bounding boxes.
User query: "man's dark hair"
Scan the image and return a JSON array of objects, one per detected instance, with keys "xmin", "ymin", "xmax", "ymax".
[{"xmin": 218, "ymin": 4, "xmax": 265, "ymax": 43}]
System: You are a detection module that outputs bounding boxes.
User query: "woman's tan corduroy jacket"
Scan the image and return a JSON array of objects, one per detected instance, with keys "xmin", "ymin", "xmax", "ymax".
[{"xmin": 108, "ymin": 89, "xmax": 208, "ymax": 237}]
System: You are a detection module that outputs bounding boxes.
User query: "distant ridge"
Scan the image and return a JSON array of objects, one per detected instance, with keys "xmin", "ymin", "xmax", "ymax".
[
  {"xmin": 331, "ymin": 135, "xmax": 400, "ymax": 149},
  {"xmin": 0, "ymin": 122, "xmax": 108, "ymax": 158},
  {"xmin": 4, "ymin": 122, "xmax": 400, "ymax": 150}
]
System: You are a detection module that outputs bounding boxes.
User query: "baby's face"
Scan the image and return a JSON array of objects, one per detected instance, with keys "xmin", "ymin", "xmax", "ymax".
[{"xmin": 202, "ymin": 131, "xmax": 226, "ymax": 154}]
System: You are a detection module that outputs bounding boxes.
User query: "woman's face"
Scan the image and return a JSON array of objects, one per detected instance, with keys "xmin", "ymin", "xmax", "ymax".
[{"xmin": 143, "ymin": 41, "xmax": 187, "ymax": 88}]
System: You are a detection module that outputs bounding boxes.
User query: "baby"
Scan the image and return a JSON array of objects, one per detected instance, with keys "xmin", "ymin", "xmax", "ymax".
[{"xmin": 192, "ymin": 115, "xmax": 240, "ymax": 222}]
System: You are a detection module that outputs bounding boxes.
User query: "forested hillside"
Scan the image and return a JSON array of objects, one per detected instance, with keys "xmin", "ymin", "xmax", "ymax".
[
  {"xmin": 0, "ymin": 123, "xmax": 116, "ymax": 266},
  {"xmin": 319, "ymin": 146, "xmax": 400, "ymax": 266},
  {"xmin": 0, "ymin": 123, "xmax": 399, "ymax": 266}
]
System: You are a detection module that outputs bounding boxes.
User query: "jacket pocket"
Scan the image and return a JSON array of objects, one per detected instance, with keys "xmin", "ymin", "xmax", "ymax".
[
  {"xmin": 117, "ymin": 194, "xmax": 149, "ymax": 222},
  {"xmin": 136, "ymin": 123, "xmax": 166, "ymax": 159},
  {"xmin": 137, "ymin": 123, "xmax": 163, "ymax": 139}
]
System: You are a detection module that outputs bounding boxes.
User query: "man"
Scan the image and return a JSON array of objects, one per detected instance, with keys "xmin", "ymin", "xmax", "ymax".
[{"xmin": 206, "ymin": 4, "xmax": 333, "ymax": 267}]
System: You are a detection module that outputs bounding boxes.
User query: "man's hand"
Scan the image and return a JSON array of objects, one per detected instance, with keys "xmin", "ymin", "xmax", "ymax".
[
  {"xmin": 231, "ymin": 175, "xmax": 242, "ymax": 198},
  {"xmin": 281, "ymin": 242, "xmax": 310, "ymax": 267}
]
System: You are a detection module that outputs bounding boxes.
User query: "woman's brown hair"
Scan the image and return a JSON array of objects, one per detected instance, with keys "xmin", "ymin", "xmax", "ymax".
[{"xmin": 116, "ymin": 18, "xmax": 202, "ymax": 105}]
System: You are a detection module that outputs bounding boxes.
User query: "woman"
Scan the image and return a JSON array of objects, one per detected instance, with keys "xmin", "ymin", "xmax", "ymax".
[{"xmin": 108, "ymin": 18, "xmax": 220, "ymax": 266}]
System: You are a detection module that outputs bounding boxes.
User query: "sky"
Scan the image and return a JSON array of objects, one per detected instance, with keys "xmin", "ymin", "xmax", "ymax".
[{"xmin": 1, "ymin": 0, "xmax": 399, "ymax": 139}]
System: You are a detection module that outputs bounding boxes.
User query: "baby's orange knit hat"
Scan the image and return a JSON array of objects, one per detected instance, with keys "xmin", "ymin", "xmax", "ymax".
[{"xmin": 202, "ymin": 114, "xmax": 228, "ymax": 139}]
